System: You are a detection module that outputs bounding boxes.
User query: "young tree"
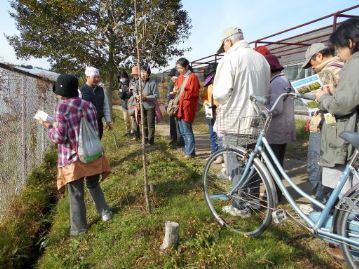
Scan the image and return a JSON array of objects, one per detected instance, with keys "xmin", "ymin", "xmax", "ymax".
[{"xmin": 132, "ymin": 0, "xmax": 188, "ymax": 213}]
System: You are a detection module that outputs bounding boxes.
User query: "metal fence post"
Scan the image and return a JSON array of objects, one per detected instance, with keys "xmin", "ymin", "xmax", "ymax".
[{"xmin": 19, "ymin": 76, "xmax": 27, "ymax": 192}]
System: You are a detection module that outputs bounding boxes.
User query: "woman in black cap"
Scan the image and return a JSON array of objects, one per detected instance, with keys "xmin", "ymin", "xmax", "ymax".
[
  {"xmin": 118, "ymin": 70, "xmax": 132, "ymax": 137},
  {"xmin": 37, "ymin": 74, "xmax": 112, "ymax": 236},
  {"xmin": 167, "ymin": 67, "xmax": 183, "ymax": 147}
]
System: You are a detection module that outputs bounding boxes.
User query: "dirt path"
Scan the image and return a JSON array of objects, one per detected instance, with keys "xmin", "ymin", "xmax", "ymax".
[{"xmin": 156, "ymin": 122, "xmax": 211, "ymax": 157}]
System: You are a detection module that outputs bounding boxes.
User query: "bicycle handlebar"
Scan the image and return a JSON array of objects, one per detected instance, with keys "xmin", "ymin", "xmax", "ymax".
[
  {"xmin": 249, "ymin": 95, "xmax": 269, "ymax": 105},
  {"xmin": 251, "ymin": 91, "xmax": 316, "ymax": 117}
]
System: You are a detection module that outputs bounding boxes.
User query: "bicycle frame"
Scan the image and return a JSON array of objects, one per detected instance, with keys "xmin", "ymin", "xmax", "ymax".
[{"xmin": 227, "ymin": 93, "xmax": 359, "ymax": 247}]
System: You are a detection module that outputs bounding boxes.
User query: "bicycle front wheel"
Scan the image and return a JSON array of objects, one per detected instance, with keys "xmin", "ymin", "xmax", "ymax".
[
  {"xmin": 335, "ymin": 186, "xmax": 359, "ymax": 269},
  {"xmin": 203, "ymin": 147, "xmax": 275, "ymax": 236}
]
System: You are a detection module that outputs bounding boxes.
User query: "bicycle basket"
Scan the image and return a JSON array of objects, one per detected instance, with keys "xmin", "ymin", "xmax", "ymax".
[{"xmin": 218, "ymin": 115, "xmax": 265, "ymax": 148}]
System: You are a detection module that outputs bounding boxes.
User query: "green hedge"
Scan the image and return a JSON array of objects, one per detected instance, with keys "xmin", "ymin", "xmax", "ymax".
[{"xmin": 0, "ymin": 148, "xmax": 58, "ymax": 269}]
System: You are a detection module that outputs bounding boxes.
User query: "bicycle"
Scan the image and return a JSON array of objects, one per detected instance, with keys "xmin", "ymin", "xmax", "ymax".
[{"xmin": 203, "ymin": 91, "xmax": 359, "ymax": 268}]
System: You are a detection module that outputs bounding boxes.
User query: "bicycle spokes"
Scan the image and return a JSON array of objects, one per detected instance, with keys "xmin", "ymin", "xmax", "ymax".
[{"xmin": 204, "ymin": 148, "xmax": 275, "ymax": 236}]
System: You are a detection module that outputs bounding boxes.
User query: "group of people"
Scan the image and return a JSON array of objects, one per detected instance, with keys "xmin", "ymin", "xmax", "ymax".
[
  {"xmin": 36, "ymin": 17, "xmax": 359, "ymax": 249},
  {"xmin": 117, "ymin": 58, "xmax": 201, "ymax": 158},
  {"xmin": 208, "ymin": 18, "xmax": 359, "ymax": 258},
  {"xmin": 118, "ymin": 64, "xmax": 159, "ymax": 146},
  {"xmin": 303, "ymin": 19, "xmax": 359, "ymax": 258},
  {"xmin": 179, "ymin": 19, "xmax": 358, "ymax": 217}
]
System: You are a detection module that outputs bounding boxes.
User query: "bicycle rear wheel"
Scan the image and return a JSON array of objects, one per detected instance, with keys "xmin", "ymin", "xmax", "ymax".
[
  {"xmin": 335, "ymin": 186, "xmax": 359, "ymax": 269},
  {"xmin": 203, "ymin": 147, "xmax": 276, "ymax": 236}
]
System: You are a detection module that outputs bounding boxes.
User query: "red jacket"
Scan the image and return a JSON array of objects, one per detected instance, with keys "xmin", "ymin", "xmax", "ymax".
[{"xmin": 175, "ymin": 73, "xmax": 200, "ymax": 123}]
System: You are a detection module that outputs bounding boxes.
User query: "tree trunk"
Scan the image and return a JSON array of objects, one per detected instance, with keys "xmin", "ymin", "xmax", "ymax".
[
  {"xmin": 160, "ymin": 222, "xmax": 179, "ymax": 250},
  {"xmin": 134, "ymin": 0, "xmax": 151, "ymax": 213},
  {"xmin": 106, "ymin": 43, "xmax": 115, "ymax": 121}
]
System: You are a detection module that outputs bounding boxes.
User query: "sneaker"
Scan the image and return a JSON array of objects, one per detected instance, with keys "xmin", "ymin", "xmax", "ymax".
[
  {"xmin": 260, "ymin": 192, "xmax": 268, "ymax": 201},
  {"xmin": 216, "ymin": 169, "xmax": 230, "ymax": 181},
  {"xmin": 299, "ymin": 204, "xmax": 314, "ymax": 215},
  {"xmin": 222, "ymin": 205, "xmax": 251, "ymax": 218},
  {"xmin": 102, "ymin": 211, "xmax": 112, "ymax": 222},
  {"xmin": 176, "ymin": 148, "xmax": 185, "ymax": 154},
  {"xmin": 213, "ymin": 156, "xmax": 224, "ymax": 164}
]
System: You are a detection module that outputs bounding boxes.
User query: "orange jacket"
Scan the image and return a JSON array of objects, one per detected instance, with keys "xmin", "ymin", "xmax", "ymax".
[
  {"xmin": 175, "ymin": 73, "xmax": 200, "ymax": 123},
  {"xmin": 202, "ymin": 84, "xmax": 219, "ymax": 107}
]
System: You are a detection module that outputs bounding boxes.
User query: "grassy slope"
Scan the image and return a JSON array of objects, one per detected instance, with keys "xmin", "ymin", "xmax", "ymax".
[
  {"xmin": 0, "ymin": 149, "xmax": 58, "ymax": 269},
  {"xmin": 37, "ymin": 112, "xmax": 341, "ymax": 269}
]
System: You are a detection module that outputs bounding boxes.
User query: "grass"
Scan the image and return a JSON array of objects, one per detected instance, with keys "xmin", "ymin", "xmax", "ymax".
[
  {"xmin": 0, "ymin": 148, "xmax": 58, "ymax": 269},
  {"xmin": 286, "ymin": 119, "xmax": 310, "ymax": 161},
  {"xmin": 35, "ymin": 111, "xmax": 343, "ymax": 269}
]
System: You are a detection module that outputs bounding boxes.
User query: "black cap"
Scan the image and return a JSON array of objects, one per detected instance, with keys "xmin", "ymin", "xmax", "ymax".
[
  {"xmin": 140, "ymin": 63, "xmax": 151, "ymax": 75},
  {"xmin": 169, "ymin": 67, "xmax": 179, "ymax": 77},
  {"xmin": 53, "ymin": 74, "xmax": 79, "ymax": 98}
]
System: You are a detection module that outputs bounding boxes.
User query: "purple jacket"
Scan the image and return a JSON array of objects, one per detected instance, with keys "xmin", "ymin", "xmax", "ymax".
[{"xmin": 266, "ymin": 74, "xmax": 296, "ymax": 144}]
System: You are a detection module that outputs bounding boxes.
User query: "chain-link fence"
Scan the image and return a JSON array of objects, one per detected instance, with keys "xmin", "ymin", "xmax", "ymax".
[{"xmin": 0, "ymin": 64, "xmax": 57, "ymax": 217}]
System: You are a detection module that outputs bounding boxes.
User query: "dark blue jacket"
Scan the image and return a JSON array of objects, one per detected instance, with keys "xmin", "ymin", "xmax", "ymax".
[{"xmin": 80, "ymin": 84, "xmax": 105, "ymax": 119}]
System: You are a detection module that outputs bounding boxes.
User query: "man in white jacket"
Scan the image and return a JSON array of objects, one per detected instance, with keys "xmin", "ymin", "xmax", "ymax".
[
  {"xmin": 213, "ymin": 26, "xmax": 270, "ymax": 217},
  {"xmin": 213, "ymin": 27, "xmax": 270, "ymax": 134}
]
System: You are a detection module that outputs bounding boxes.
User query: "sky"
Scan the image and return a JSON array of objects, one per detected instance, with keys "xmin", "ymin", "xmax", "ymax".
[{"xmin": 0, "ymin": 0, "xmax": 358, "ymax": 71}]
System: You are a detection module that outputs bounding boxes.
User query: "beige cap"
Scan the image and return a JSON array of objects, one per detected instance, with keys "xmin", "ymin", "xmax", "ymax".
[
  {"xmin": 302, "ymin": 43, "xmax": 328, "ymax": 69},
  {"xmin": 217, "ymin": 27, "xmax": 244, "ymax": 53},
  {"xmin": 131, "ymin": 66, "xmax": 139, "ymax": 75}
]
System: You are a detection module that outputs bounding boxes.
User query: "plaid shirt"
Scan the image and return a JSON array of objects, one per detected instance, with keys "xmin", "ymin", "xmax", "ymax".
[{"xmin": 48, "ymin": 97, "xmax": 99, "ymax": 167}]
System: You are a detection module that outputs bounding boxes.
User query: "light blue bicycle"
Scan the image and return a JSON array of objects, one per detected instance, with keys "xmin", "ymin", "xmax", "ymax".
[{"xmin": 203, "ymin": 92, "xmax": 359, "ymax": 268}]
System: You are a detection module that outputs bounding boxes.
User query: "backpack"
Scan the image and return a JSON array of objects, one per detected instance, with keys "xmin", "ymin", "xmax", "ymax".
[{"xmin": 78, "ymin": 114, "xmax": 103, "ymax": 163}]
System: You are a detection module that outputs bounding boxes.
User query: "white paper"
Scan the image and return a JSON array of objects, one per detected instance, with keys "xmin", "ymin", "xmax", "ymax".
[
  {"xmin": 205, "ymin": 104, "xmax": 213, "ymax": 119},
  {"xmin": 34, "ymin": 110, "xmax": 53, "ymax": 122},
  {"xmin": 291, "ymin": 74, "xmax": 323, "ymax": 112}
]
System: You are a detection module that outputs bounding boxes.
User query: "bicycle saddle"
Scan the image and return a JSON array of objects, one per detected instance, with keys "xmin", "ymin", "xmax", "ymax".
[{"xmin": 340, "ymin": 131, "xmax": 359, "ymax": 151}]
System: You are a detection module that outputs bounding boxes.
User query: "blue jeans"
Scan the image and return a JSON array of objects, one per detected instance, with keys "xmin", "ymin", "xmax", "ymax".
[
  {"xmin": 177, "ymin": 119, "xmax": 195, "ymax": 157},
  {"xmin": 207, "ymin": 118, "xmax": 218, "ymax": 153},
  {"xmin": 170, "ymin": 115, "xmax": 183, "ymax": 145},
  {"xmin": 307, "ymin": 132, "xmax": 331, "ymax": 208}
]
